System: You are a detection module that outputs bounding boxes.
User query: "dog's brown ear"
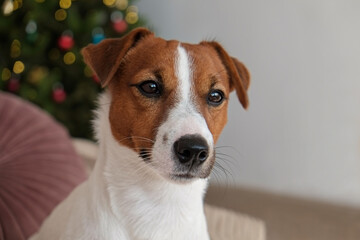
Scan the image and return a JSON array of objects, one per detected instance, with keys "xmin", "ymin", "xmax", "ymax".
[
  {"xmin": 201, "ymin": 41, "xmax": 250, "ymax": 109},
  {"xmin": 81, "ymin": 28, "xmax": 153, "ymax": 87}
]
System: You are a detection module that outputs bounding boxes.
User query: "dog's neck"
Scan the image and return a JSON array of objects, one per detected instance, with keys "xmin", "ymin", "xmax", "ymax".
[{"xmin": 88, "ymin": 92, "xmax": 209, "ymax": 239}]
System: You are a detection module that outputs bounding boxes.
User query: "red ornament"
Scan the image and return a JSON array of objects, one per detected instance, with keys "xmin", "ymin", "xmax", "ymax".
[
  {"xmin": 52, "ymin": 88, "xmax": 66, "ymax": 103},
  {"xmin": 58, "ymin": 35, "xmax": 74, "ymax": 51},
  {"xmin": 113, "ymin": 20, "xmax": 127, "ymax": 33},
  {"xmin": 92, "ymin": 75, "xmax": 100, "ymax": 84},
  {"xmin": 7, "ymin": 78, "xmax": 20, "ymax": 92}
]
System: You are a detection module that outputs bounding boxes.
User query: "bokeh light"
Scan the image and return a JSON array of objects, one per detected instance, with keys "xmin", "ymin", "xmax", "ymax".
[
  {"xmin": 103, "ymin": 0, "xmax": 116, "ymax": 7},
  {"xmin": 13, "ymin": 61, "xmax": 25, "ymax": 74},
  {"xmin": 1, "ymin": 68, "xmax": 11, "ymax": 81},
  {"xmin": 55, "ymin": 9, "xmax": 67, "ymax": 21},
  {"xmin": 125, "ymin": 11, "xmax": 138, "ymax": 24},
  {"xmin": 10, "ymin": 39, "xmax": 21, "ymax": 58},
  {"xmin": 115, "ymin": 0, "xmax": 128, "ymax": 10},
  {"xmin": 59, "ymin": 0, "xmax": 71, "ymax": 9},
  {"xmin": 63, "ymin": 52, "xmax": 76, "ymax": 65}
]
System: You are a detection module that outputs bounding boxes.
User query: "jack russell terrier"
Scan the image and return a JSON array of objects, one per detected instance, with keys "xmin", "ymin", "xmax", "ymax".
[{"xmin": 30, "ymin": 28, "xmax": 250, "ymax": 240}]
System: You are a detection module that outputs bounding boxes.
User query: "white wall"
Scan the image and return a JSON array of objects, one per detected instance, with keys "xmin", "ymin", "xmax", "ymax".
[{"xmin": 137, "ymin": 0, "xmax": 360, "ymax": 206}]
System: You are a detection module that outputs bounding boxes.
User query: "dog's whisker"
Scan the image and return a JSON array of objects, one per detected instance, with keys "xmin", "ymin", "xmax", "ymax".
[
  {"xmin": 215, "ymin": 156, "xmax": 238, "ymax": 175},
  {"xmin": 131, "ymin": 136, "xmax": 155, "ymax": 142},
  {"xmin": 215, "ymin": 152, "xmax": 237, "ymax": 161},
  {"xmin": 210, "ymin": 166, "xmax": 222, "ymax": 186},
  {"xmin": 116, "ymin": 136, "xmax": 155, "ymax": 144},
  {"xmin": 214, "ymin": 161, "xmax": 231, "ymax": 177},
  {"xmin": 213, "ymin": 161, "xmax": 235, "ymax": 187},
  {"xmin": 215, "ymin": 154, "xmax": 238, "ymax": 169},
  {"xmin": 215, "ymin": 145, "xmax": 243, "ymax": 157}
]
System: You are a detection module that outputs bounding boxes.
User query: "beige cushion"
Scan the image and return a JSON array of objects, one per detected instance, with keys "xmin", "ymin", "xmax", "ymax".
[{"xmin": 72, "ymin": 138, "xmax": 266, "ymax": 240}]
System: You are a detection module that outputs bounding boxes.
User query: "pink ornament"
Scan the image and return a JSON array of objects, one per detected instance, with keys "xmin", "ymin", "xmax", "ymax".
[
  {"xmin": 7, "ymin": 78, "xmax": 20, "ymax": 92},
  {"xmin": 58, "ymin": 35, "xmax": 74, "ymax": 51},
  {"xmin": 52, "ymin": 88, "xmax": 66, "ymax": 103},
  {"xmin": 113, "ymin": 20, "xmax": 127, "ymax": 33}
]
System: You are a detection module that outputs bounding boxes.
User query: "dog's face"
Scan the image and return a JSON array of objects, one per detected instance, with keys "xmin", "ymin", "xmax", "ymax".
[{"xmin": 82, "ymin": 28, "xmax": 250, "ymax": 182}]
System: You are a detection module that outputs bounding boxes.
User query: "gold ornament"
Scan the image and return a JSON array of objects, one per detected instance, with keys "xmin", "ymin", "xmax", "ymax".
[
  {"xmin": 126, "ymin": 5, "xmax": 138, "ymax": 13},
  {"xmin": 63, "ymin": 52, "xmax": 76, "ymax": 65},
  {"xmin": 13, "ymin": 61, "xmax": 25, "ymax": 74},
  {"xmin": 125, "ymin": 11, "xmax": 138, "ymax": 24},
  {"xmin": 13, "ymin": 0, "xmax": 22, "ymax": 10},
  {"xmin": 1, "ymin": 68, "xmax": 11, "ymax": 81},
  {"xmin": 59, "ymin": 0, "xmax": 71, "ymax": 9},
  {"xmin": 55, "ymin": 9, "xmax": 67, "ymax": 21},
  {"xmin": 10, "ymin": 39, "xmax": 21, "ymax": 58},
  {"xmin": 103, "ymin": 0, "xmax": 116, "ymax": 7},
  {"xmin": 28, "ymin": 66, "xmax": 48, "ymax": 84},
  {"xmin": 115, "ymin": 0, "xmax": 128, "ymax": 10}
]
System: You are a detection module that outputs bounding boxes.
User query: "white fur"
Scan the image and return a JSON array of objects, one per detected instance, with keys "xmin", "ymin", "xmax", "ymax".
[{"xmin": 30, "ymin": 46, "xmax": 211, "ymax": 240}]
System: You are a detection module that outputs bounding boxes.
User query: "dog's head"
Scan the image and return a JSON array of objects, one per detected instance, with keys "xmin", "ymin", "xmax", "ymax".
[{"xmin": 82, "ymin": 28, "xmax": 250, "ymax": 182}]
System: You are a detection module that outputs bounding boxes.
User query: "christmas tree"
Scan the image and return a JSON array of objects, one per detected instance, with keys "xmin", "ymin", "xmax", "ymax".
[{"xmin": 0, "ymin": 0, "xmax": 146, "ymax": 139}]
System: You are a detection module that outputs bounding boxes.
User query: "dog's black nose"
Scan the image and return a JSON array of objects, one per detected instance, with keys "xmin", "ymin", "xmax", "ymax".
[{"xmin": 173, "ymin": 134, "xmax": 209, "ymax": 166}]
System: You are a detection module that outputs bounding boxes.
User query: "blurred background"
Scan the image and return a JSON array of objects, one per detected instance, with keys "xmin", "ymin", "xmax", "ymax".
[{"xmin": 1, "ymin": 0, "xmax": 360, "ymax": 239}]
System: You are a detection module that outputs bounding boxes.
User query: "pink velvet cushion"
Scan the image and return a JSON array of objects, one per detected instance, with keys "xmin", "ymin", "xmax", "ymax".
[{"xmin": 0, "ymin": 92, "xmax": 87, "ymax": 240}]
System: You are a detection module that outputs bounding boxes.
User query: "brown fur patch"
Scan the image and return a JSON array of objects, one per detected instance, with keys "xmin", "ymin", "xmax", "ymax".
[{"xmin": 108, "ymin": 37, "xmax": 180, "ymax": 151}]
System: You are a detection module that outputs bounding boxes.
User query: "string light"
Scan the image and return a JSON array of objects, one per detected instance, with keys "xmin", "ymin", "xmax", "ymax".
[
  {"xmin": 25, "ymin": 20, "xmax": 37, "ymax": 34},
  {"xmin": 125, "ymin": 12, "xmax": 138, "ymax": 24},
  {"xmin": 55, "ymin": 9, "xmax": 67, "ymax": 21},
  {"xmin": 111, "ymin": 11, "xmax": 123, "ymax": 22},
  {"xmin": 13, "ymin": 0, "xmax": 22, "ymax": 10},
  {"xmin": 126, "ymin": 5, "xmax": 138, "ymax": 13},
  {"xmin": 59, "ymin": 0, "xmax": 71, "ymax": 9},
  {"xmin": 103, "ymin": 0, "xmax": 116, "ymax": 7},
  {"xmin": 52, "ymin": 82, "xmax": 66, "ymax": 103},
  {"xmin": 115, "ymin": 0, "xmax": 128, "ymax": 10},
  {"xmin": 10, "ymin": 39, "xmax": 21, "ymax": 58},
  {"xmin": 92, "ymin": 27, "xmax": 105, "ymax": 44},
  {"xmin": 7, "ymin": 78, "xmax": 20, "ymax": 92},
  {"xmin": 63, "ymin": 52, "xmax": 76, "ymax": 65},
  {"xmin": 13, "ymin": 61, "xmax": 25, "ymax": 74},
  {"xmin": 125, "ymin": 5, "xmax": 138, "ymax": 24},
  {"xmin": 2, "ymin": 0, "xmax": 14, "ymax": 16},
  {"xmin": 2, "ymin": 68, "xmax": 11, "ymax": 81},
  {"xmin": 28, "ymin": 66, "xmax": 48, "ymax": 84}
]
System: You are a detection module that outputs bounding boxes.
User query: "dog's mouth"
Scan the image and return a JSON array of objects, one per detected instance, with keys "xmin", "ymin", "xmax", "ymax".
[{"xmin": 170, "ymin": 173, "xmax": 196, "ymax": 181}]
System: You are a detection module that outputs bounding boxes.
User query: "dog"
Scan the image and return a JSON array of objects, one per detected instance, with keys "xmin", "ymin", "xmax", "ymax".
[{"xmin": 30, "ymin": 28, "xmax": 250, "ymax": 240}]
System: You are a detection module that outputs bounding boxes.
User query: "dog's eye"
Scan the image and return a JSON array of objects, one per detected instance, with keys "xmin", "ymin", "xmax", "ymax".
[
  {"xmin": 207, "ymin": 90, "xmax": 225, "ymax": 106},
  {"xmin": 138, "ymin": 80, "xmax": 161, "ymax": 98}
]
